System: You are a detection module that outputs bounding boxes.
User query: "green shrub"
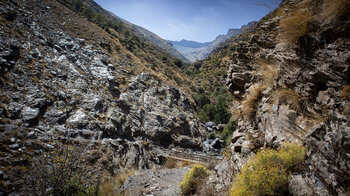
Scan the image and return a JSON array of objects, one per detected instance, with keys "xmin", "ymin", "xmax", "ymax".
[
  {"xmin": 194, "ymin": 94, "xmax": 211, "ymax": 108},
  {"xmin": 198, "ymin": 104, "xmax": 216, "ymax": 122},
  {"xmin": 197, "ymin": 87, "xmax": 205, "ymax": 94},
  {"xmin": 213, "ymin": 101, "xmax": 231, "ymax": 124},
  {"xmin": 207, "ymin": 132, "xmax": 218, "ymax": 140},
  {"xmin": 173, "ymin": 76, "xmax": 182, "ymax": 85},
  {"xmin": 230, "ymin": 142, "xmax": 306, "ymax": 196},
  {"xmin": 174, "ymin": 59, "xmax": 183, "ymax": 68},
  {"xmin": 220, "ymin": 120, "xmax": 237, "ymax": 146},
  {"xmin": 180, "ymin": 164, "xmax": 210, "ymax": 196},
  {"xmin": 198, "ymin": 101, "xmax": 231, "ymax": 124}
]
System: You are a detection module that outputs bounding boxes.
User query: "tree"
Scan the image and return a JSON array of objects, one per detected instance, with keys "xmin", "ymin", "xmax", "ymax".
[
  {"xmin": 74, "ymin": 0, "xmax": 83, "ymax": 11},
  {"xmin": 81, "ymin": 6, "xmax": 94, "ymax": 21},
  {"xmin": 174, "ymin": 59, "xmax": 183, "ymax": 68},
  {"xmin": 194, "ymin": 94, "xmax": 210, "ymax": 108}
]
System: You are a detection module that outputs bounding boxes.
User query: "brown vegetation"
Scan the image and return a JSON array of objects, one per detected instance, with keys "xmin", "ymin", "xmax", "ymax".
[
  {"xmin": 242, "ymin": 85, "xmax": 266, "ymax": 120},
  {"xmin": 163, "ymin": 157, "xmax": 192, "ymax": 169},
  {"xmin": 279, "ymin": 6, "xmax": 312, "ymax": 44},
  {"xmin": 320, "ymin": 0, "xmax": 350, "ymax": 23},
  {"xmin": 341, "ymin": 85, "xmax": 350, "ymax": 100}
]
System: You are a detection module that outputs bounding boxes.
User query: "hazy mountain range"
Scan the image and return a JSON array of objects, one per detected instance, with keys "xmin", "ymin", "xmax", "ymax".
[{"xmin": 168, "ymin": 22, "xmax": 256, "ymax": 62}]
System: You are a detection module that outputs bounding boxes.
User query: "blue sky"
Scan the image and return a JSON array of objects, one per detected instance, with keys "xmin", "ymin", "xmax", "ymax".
[{"xmin": 95, "ymin": 0, "xmax": 281, "ymax": 42}]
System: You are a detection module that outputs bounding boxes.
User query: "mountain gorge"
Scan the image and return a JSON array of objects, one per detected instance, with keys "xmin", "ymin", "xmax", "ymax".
[
  {"xmin": 169, "ymin": 22, "xmax": 256, "ymax": 62},
  {"xmin": 0, "ymin": 0, "xmax": 349, "ymax": 195},
  {"xmin": 0, "ymin": 0, "xmax": 206, "ymax": 194}
]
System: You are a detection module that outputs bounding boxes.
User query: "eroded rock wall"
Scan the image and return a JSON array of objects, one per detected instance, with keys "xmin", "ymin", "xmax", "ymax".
[{"xmin": 213, "ymin": 0, "xmax": 350, "ymax": 194}]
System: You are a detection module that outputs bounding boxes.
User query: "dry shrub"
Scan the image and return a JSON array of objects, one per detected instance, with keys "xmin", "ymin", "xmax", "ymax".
[
  {"xmin": 241, "ymin": 60, "xmax": 278, "ymax": 120},
  {"xmin": 99, "ymin": 179, "xmax": 121, "ymax": 196},
  {"xmin": 99, "ymin": 178, "xmax": 125, "ymax": 196},
  {"xmin": 257, "ymin": 60, "xmax": 278, "ymax": 86},
  {"xmin": 274, "ymin": 7, "xmax": 284, "ymax": 18},
  {"xmin": 163, "ymin": 157, "xmax": 193, "ymax": 169},
  {"xmin": 341, "ymin": 85, "xmax": 350, "ymax": 100},
  {"xmin": 115, "ymin": 168, "xmax": 137, "ymax": 186},
  {"xmin": 230, "ymin": 142, "xmax": 306, "ymax": 196},
  {"xmin": 30, "ymin": 143, "xmax": 99, "ymax": 195},
  {"xmin": 99, "ymin": 169, "xmax": 136, "ymax": 196},
  {"xmin": 320, "ymin": 0, "xmax": 350, "ymax": 23},
  {"xmin": 280, "ymin": 7, "xmax": 312, "ymax": 44},
  {"xmin": 163, "ymin": 157, "xmax": 178, "ymax": 168},
  {"xmin": 242, "ymin": 85, "xmax": 266, "ymax": 120}
]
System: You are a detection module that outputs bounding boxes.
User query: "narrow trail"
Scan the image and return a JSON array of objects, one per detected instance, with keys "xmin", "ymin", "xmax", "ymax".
[
  {"xmin": 121, "ymin": 150, "xmax": 222, "ymax": 195},
  {"xmin": 168, "ymin": 150, "xmax": 221, "ymax": 167}
]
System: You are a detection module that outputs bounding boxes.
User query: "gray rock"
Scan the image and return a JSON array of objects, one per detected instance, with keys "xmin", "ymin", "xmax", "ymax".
[
  {"xmin": 7, "ymin": 102, "xmax": 23, "ymax": 119},
  {"xmin": 67, "ymin": 110, "xmax": 89, "ymax": 128},
  {"xmin": 9, "ymin": 143, "xmax": 20, "ymax": 149},
  {"xmin": 205, "ymin": 121, "xmax": 216, "ymax": 128},
  {"xmin": 21, "ymin": 106, "xmax": 39, "ymax": 121},
  {"xmin": 209, "ymin": 161, "xmax": 234, "ymax": 193},
  {"xmin": 74, "ymin": 78, "xmax": 88, "ymax": 92},
  {"xmin": 173, "ymin": 135, "xmax": 202, "ymax": 149}
]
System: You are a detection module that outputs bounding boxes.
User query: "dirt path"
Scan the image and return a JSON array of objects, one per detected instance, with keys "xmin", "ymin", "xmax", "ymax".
[{"xmin": 122, "ymin": 167, "xmax": 190, "ymax": 196}]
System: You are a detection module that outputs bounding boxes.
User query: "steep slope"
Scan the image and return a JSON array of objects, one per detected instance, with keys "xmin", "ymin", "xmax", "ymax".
[
  {"xmin": 81, "ymin": 0, "xmax": 189, "ymax": 63},
  {"xmin": 129, "ymin": 23, "xmax": 191, "ymax": 64},
  {"xmin": 198, "ymin": 0, "xmax": 350, "ymax": 195},
  {"xmin": 181, "ymin": 23, "xmax": 258, "ymax": 118},
  {"xmin": 0, "ymin": 0, "xmax": 205, "ymax": 194}
]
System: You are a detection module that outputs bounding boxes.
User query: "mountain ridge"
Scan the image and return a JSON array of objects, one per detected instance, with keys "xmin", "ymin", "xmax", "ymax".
[
  {"xmin": 169, "ymin": 22, "xmax": 256, "ymax": 62},
  {"xmin": 80, "ymin": 0, "xmax": 189, "ymax": 63}
]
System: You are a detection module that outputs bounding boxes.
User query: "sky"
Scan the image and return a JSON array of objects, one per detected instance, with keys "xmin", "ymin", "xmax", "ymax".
[{"xmin": 95, "ymin": 0, "xmax": 281, "ymax": 43}]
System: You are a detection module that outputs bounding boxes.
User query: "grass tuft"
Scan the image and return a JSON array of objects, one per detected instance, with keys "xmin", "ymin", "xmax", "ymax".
[
  {"xmin": 115, "ymin": 168, "xmax": 137, "ymax": 187},
  {"xmin": 280, "ymin": 7, "xmax": 312, "ymax": 44},
  {"xmin": 320, "ymin": 0, "xmax": 350, "ymax": 23},
  {"xmin": 341, "ymin": 85, "xmax": 350, "ymax": 100},
  {"xmin": 242, "ymin": 85, "xmax": 266, "ymax": 120}
]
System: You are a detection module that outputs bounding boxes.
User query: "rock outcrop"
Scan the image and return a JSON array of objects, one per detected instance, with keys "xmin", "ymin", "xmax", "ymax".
[{"xmin": 210, "ymin": 0, "xmax": 350, "ymax": 194}]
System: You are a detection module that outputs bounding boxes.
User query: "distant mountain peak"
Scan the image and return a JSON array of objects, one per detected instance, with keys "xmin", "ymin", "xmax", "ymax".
[{"xmin": 169, "ymin": 22, "xmax": 256, "ymax": 62}]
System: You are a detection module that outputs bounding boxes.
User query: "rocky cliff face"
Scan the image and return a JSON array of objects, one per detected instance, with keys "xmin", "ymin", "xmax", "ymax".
[
  {"xmin": 209, "ymin": 0, "xmax": 350, "ymax": 195},
  {"xmin": 0, "ymin": 0, "xmax": 205, "ymax": 194}
]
